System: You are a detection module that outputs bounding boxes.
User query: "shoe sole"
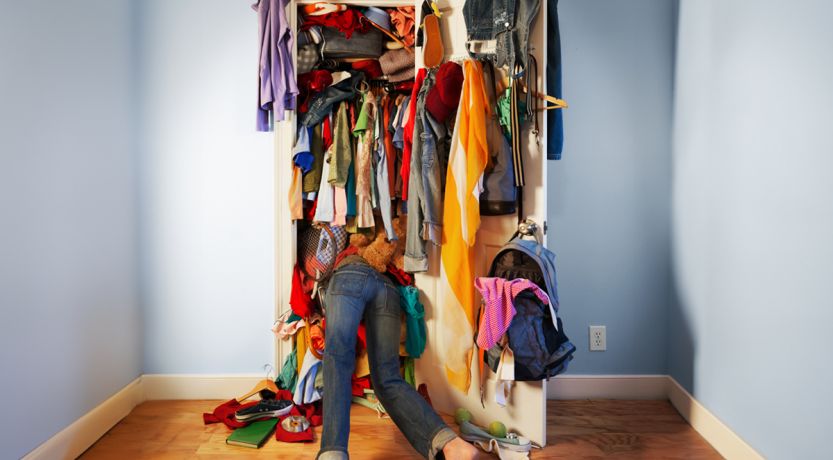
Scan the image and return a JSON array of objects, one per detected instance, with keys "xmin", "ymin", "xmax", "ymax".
[
  {"xmin": 460, "ymin": 434, "xmax": 532, "ymax": 452},
  {"xmin": 422, "ymin": 14, "xmax": 444, "ymax": 68},
  {"xmin": 234, "ymin": 405, "xmax": 293, "ymax": 422}
]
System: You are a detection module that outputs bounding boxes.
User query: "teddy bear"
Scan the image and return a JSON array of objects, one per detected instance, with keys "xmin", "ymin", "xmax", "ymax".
[{"xmin": 349, "ymin": 216, "xmax": 407, "ymax": 273}]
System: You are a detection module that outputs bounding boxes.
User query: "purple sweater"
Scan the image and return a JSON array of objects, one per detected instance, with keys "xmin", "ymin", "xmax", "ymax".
[{"xmin": 254, "ymin": 0, "xmax": 298, "ymax": 131}]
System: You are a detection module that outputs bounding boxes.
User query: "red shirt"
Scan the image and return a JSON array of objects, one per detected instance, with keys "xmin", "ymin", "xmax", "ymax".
[{"xmin": 400, "ymin": 69, "xmax": 427, "ymax": 201}]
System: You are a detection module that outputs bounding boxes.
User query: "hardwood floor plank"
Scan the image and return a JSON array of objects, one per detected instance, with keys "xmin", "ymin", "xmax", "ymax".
[{"xmin": 81, "ymin": 400, "xmax": 722, "ymax": 459}]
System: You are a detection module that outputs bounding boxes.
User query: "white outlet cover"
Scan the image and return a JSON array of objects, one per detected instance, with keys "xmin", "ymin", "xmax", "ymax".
[{"xmin": 589, "ymin": 325, "xmax": 606, "ymax": 351}]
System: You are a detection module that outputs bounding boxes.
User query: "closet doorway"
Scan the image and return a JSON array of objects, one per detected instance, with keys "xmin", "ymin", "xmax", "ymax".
[{"xmin": 274, "ymin": 0, "xmax": 551, "ymax": 446}]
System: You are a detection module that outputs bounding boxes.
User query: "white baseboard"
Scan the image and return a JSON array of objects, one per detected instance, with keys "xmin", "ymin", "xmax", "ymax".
[
  {"xmin": 23, "ymin": 377, "xmax": 144, "ymax": 460},
  {"xmin": 547, "ymin": 374, "xmax": 669, "ymax": 400},
  {"xmin": 142, "ymin": 373, "xmax": 262, "ymax": 400},
  {"xmin": 23, "ymin": 373, "xmax": 762, "ymax": 460},
  {"xmin": 667, "ymin": 377, "xmax": 763, "ymax": 460}
]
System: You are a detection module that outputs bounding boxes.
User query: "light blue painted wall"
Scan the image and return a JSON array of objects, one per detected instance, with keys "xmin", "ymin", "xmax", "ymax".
[
  {"xmin": 670, "ymin": 1, "xmax": 833, "ymax": 458},
  {"xmin": 547, "ymin": 0, "xmax": 678, "ymax": 374},
  {"xmin": 0, "ymin": 1, "xmax": 142, "ymax": 458},
  {"xmin": 139, "ymin": 0, "xmax": 276, "ymax": 374}
]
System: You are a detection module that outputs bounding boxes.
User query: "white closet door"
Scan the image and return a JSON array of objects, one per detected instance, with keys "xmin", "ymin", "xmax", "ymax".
[
  {"xmin": 413, "ymin": 0, "xmax": 549, "ymax": 446},
  {"xmin": 275, "ymin": 0, "xmax": 550, "ymax": 447}
]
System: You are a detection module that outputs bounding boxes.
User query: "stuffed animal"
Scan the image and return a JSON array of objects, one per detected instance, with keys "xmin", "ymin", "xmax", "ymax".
[{"xmin": 350, "ymin": 217, "xmax": 407, "ymax": 273}]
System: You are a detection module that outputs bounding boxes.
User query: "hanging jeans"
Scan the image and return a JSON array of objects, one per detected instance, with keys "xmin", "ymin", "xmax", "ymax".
[{"xmin": 318, "ymin": 263, "xmax": 457, "ymax": 459}]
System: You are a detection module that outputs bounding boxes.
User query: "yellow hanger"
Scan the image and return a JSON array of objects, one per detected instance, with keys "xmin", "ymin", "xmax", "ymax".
[
  {"xmin": 500, "ymin": 75, "xmax": 569, "ymax": 110},
  {"xmin": 536, "ymin": 93, "xmax": 568, "ymax": 111}
]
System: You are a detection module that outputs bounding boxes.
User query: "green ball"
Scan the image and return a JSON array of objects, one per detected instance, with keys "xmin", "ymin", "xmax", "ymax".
[
  {"xmin": 454, "ymin": 408, "xmax": 472, "ymax": 425},
  {"xmin": 489, "ymin": 421, "xmax": 507, "ymax": 438}
]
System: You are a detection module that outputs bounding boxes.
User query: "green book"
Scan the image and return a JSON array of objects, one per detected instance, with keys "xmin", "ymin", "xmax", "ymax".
[{"xmin": 226, "ymin": 419, "xmax": 278, "ymax": 449}]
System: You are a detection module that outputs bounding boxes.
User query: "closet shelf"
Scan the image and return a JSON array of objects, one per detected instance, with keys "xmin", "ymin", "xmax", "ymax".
[{"xmin": 295, "ymin": 0, "xmax": 416, "ymax": 7}]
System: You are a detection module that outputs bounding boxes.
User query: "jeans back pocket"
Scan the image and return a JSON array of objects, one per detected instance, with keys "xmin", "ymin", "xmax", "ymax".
[{"xmin": 328, "ymin": 271, "xmax": 367, "ymax": 297}]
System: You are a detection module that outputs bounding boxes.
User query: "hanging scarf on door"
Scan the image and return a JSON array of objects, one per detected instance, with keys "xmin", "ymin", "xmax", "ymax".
[{"xmin": 436, "ymin": 60, "xmax": 489, "ymax": 393}]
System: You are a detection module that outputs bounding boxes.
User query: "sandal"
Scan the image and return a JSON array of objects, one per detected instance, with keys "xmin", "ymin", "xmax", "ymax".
[{"xmin": 420, "ymin": 3, "xmax": 444, "ymax": 68}]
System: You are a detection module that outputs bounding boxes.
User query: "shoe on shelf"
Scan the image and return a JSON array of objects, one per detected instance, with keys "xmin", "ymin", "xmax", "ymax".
[
  {"xmin": 234, "ymin": 399, "xmax": 293, "ymax": 422},
  {"xmin": 459, "ymin": 421, "xmax": 532, "ymax": 452}
]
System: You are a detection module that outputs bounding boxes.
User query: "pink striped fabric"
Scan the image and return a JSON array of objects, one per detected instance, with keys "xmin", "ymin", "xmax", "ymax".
[{"xmin": 474, "ymin": 277, "xmax": 551, "ymax": 350}]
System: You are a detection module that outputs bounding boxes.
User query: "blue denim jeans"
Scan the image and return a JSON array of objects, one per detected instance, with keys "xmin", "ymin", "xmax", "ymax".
[
  {"xmin": 317, "ymin": 263, "xmax": 457, "ymax": 459},
  {"xmin": 463, "ymin": 0, "xmax": 539, "ymax": 69}
]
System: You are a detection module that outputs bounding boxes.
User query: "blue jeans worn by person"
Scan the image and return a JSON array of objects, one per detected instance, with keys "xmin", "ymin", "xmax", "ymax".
[{"xmin": 317, "ymin": 263, "xmax": 457, "ymax": 459}]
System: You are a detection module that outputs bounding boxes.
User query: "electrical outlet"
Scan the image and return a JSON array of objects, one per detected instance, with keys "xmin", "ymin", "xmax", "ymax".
[{"xmin": 589, "ymin": 325, "xmax": 606, "ymax": 351}]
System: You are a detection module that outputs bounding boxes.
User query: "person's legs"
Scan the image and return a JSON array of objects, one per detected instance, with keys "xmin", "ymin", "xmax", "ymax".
[
  {"xmin": 364, "ymin": 275, "xmax": 456, "ymax": 459},
  {"xmin": 318, "ymin": 267, "xmax": 371, "ymax": 459}
]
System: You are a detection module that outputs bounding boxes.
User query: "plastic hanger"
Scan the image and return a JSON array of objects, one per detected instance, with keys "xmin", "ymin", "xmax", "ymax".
[{"xmin": 236, "ymin": 365, "xmax": 279, "ymax": 402}]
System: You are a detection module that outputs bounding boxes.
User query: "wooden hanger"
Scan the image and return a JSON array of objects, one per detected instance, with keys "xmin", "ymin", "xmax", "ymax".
[
  {"xmin": 236, "ymin": 379, "xmax": 278, "ymax": 402},
  {"xmin": 499, "ymin": 75, "xmax": 568, "ymax": 110}
]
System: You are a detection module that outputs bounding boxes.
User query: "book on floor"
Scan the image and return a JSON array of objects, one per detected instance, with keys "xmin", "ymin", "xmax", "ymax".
[{"xmin": 225, "ymin": 419, "xmax": 278, "ymax": 449}]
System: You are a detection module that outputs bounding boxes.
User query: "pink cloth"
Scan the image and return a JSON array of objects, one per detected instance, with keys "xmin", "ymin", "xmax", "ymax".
[
  {"xmin": 332, "ymin": 186, "xmax": 347, "ymax": 226},
  {"xmin": 474, "ymin": 277, "xmax": 550, "ymax": 350},
  {"xmin": 390, "ymin": 7, "xmax": 415, "ymax": 47}
]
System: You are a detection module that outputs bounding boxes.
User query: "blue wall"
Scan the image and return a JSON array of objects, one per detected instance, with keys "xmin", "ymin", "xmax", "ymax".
[
  {"xmin": 0, "ymin": 1, "xmax": 142, "ymax": 458},
  {"xmin": 548, "ymin": 0, "xmax": 678, "ymax": 374},
  {"xmin": 138, "ymin": 0, "xmax": 276, "ymax": 374},
  {"xmin": 671, "ymin": 1, "xmax": 833, "ymax": 458}
]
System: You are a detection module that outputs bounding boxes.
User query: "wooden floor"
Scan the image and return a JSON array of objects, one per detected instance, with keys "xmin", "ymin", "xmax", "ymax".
[{"xmin": 81, "ymin": 400, "xmax": 722, "ymax": 459}]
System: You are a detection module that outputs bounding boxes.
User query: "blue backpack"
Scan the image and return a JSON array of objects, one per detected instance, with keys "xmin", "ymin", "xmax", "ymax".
[{"xmin": 484, "ymin": 235, "xmax": 575, "ymax": 381}]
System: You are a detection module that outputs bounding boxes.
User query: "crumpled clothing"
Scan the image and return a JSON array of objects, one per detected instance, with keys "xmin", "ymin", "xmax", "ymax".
[
  {"xmin": 300, "ymin": 9, "xmax": 369, "ymax": 38},
  {"xmin": 293, "ymin": 127, "xmax": 314, "ymax": 173},
  {"xmin": 275, "ymin": 415, "xmax": 314, "ymax": 443},
  {"xmin": 272, "ymin": 317, "xmax": 306, "ymax": 341},
  {"xmin": 290, "ymin": 264, "xmax": 316, "ymax": 318},
  {"xmin": 309, "ymin": 322, "xmax": 325, "ymax": 357},
  {"xmin": 390, "ymin": 7, "xmax": 416, "ymax": 47},
  {"xmin": 202, "ymin": 399, "xmax": 259, "ymax": 429},
  {"xmin": 474, "ymin": 277, "xmax": 551, "ymax": 350},
  {"xmin": 386, "ymin": 264, "xmax": 413, "ymax": 286},
  {"xmin": 352, "ymin": 375, "xmax": 372, "ymax": 397},
  {"xmin": 277, "ymin": 348, "xmax": 298, "ymax": 392},
  {"xmin": 403, "ymin": 356, "xmax": 416, "ymax": 387},
  {"xmin": 398, "ymin": 285, "xmax": 427, "ymax": 358},
  {"xmin": 274, "ymin": 397, "xmax": 323, "ymax": 443},
  {"xmin": 293, "ymin": 348, "xmax": 323, "ymax": 405}
]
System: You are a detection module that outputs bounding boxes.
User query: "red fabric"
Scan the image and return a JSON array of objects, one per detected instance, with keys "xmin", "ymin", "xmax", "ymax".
[
  {"xmin": 418, "ymin": 383, "xmax": 434, "ymax": 408},
  {"xmin": 298, "ymin": 70, "xmax": 334, "ymax": 113},
  {"xmin": 274, "ymin": 399, "xmax": 322, "ymax": 443},
  {"xmin": 352, "ymin": 375, "xmax": 372, "ymax": 397},
  {"xmin": 426, "ymin": 61, "xmax": 464, "ymax": 123},
  {"xmin": 275, "ymin": 417, "xmax": 314, "ymax": 443},
  {"xmin": 351, "ymin": 60, "xmax": 383, "ymax": 79},
  {"xmin": 357, "ymin": 321, "xmax": 367, "ymax": 349},
  {"xmin": 300, "ymin": 9, "xmax": 370, "ymax": 38},
  {"xmin": 202, "ymin": 399, "xmax": 259, "ymax": 429},
  {"xmin": 304, "ymin": 198, "xmax": 317, "ymax": 221},
  {"xmin": 290, "ymin": 264, "xmax": 315, "ymax": 318},
  {"xmin": 323, "ymin": 116, "xmax": 333, "ymax": 151},
  {"xmin": 334, "ymin": 245, "xmax": 359, "ymax": 267},
  {"xmin": 395, "ymin": 81, "xmax": 414, "ymax": 92},
  {"xmin": 387, "ymin": 264, "xmax": 413, "ymax": 286},
  {"xmin": 401, "ymin": 69, "xmax": 427, "ymax": 201}
]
